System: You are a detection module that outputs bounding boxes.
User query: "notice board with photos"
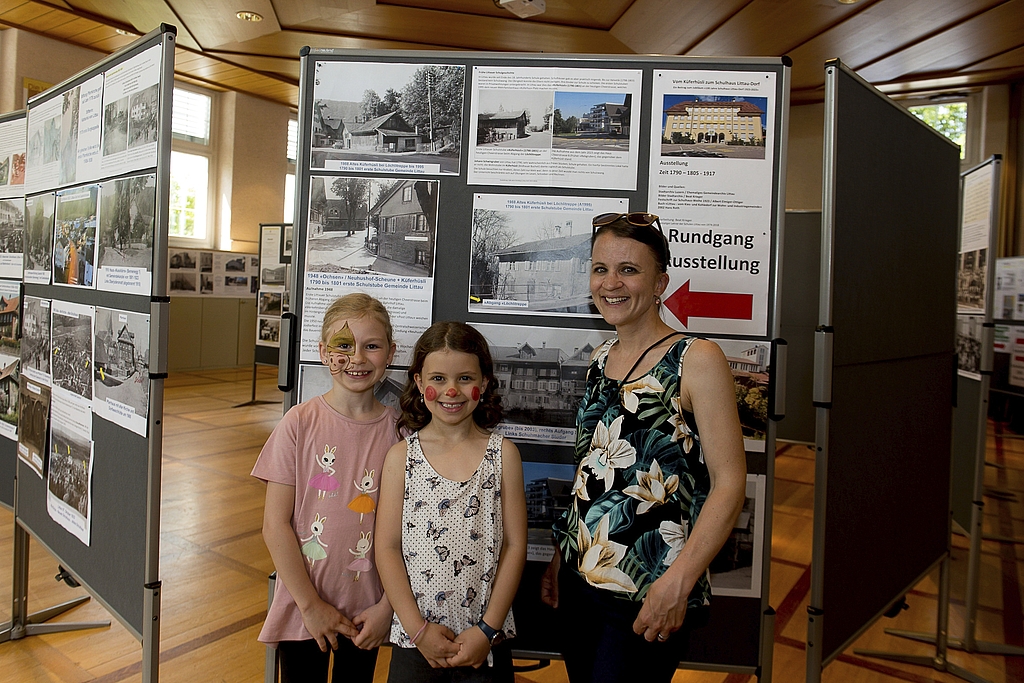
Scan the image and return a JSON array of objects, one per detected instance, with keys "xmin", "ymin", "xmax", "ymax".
[
  {"xmin": 254, "ymin": 222, "xmax": 293, "ymax": 365},
  {"xmin": 12, "ymin": 26, "xmax": 174, "ymax": 642},
  {"xmin": 283, "ymin": 48, "xmax": 791, "ymax": 674},
  {"xmin": 0, "ymin": 107, "xmax": 28, "ymax": 510}
]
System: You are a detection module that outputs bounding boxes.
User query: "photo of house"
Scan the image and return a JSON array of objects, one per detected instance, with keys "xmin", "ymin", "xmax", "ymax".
[{"xmin": 661, "ymin": 95, "xmax": 768, "ymax": 159}]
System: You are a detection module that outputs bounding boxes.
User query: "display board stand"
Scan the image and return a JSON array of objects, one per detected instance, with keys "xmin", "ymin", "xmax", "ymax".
[
  {"xmin": 279, "ymin": 47, "xmax": 791, "ymax": 681},
  {"xmin": 806, "ymin": 60, "xmax": 968, "ymax": 682},
  {"xmin": 239, "ymin": 223, "xmax": 288, "ymax": 408},
  {"xmin": 0, "ymin": 25, "xmax": 175, "ymax": 683},
  {"xmin": 881, "ymin": 157, "xmax": 1024, "ymax": 663}
]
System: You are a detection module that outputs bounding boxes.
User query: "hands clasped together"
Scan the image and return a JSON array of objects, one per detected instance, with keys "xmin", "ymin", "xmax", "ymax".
[{"xmin": 414, "ymin": 622, "xmax": 492, "ymax": 669}]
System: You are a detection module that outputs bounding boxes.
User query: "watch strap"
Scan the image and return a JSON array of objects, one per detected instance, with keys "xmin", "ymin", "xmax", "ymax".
[{"xmin": 476, "ymin": 618, "xmax": 500, "ymax": 643}]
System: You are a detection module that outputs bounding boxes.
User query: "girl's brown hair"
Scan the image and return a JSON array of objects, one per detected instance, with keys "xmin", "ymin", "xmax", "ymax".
[{"xmin": 398, "ymin": 321, "xmax": 502, "ymax": 433}]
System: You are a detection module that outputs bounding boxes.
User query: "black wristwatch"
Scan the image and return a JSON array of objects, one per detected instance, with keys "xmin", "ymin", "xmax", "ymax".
[{"xmin": 476, "ymin": 618, "xmax": 505, "ymax": 646}]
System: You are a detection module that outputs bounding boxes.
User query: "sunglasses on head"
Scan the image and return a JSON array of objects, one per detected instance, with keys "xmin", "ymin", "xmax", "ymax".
[{"xmin": 592, "ymin": 212, "xmax": 663, "ymax": 236}]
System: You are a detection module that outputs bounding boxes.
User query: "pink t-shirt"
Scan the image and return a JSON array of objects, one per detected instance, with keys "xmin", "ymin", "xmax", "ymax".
[{"xmin": 251, "ymin": 395, "xmax": 400, "ymax": 645}]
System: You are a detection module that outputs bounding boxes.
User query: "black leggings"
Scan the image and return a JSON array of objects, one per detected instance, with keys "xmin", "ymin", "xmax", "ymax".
[
  {"xmin": 558, "ymin": 569, "xmax": 706, "ymax": 683},
  {"xmin": 277, "ymin": 637, "xmax": 379, "ymax": 683}
]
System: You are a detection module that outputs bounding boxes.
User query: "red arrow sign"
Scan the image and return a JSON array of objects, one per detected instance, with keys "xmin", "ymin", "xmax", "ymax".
[{"xmin": 664, "ymin": 280, "xmax": 753, "ymax": 327}]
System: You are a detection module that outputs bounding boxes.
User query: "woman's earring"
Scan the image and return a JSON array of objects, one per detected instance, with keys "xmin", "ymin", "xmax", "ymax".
[{"xmin": 655, "ymin": 295, "xmax": 662, "ymax": 305}]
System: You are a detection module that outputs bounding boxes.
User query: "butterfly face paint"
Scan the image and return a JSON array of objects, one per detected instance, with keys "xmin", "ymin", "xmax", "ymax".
[
  {"xmin": 424, "ymin": 386, "xmax": 437, "ymax": 402},
  {"xmin": 323, "ymin": 322, "xmax": 356, "ymax": 376}
]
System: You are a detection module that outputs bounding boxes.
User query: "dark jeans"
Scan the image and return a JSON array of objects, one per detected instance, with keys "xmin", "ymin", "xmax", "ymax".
[
  {"xmin": 277, "ymin": 637, "xmax": 378, "ymax": 683},
  {"xmin": 558, "ymin": 568, "xmax": 706, "ymax": 683},
  {"xmin": 386, "ymin": 641, "xmax": 514, "ymax": 683}
]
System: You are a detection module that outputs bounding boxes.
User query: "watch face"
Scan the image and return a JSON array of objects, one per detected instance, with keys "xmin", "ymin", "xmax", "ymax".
[{"xmin": 491, "ymin": 630, "xmax": 505, "ymax": 646}]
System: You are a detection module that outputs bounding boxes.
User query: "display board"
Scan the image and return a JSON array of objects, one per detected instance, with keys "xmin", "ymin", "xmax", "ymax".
[
  {"xmin": 12, "ymin": 26, "xmax": 174, "ymax": 652},
  {"xmin": 777, "ymin": 210, "xmax": 820, "ymax": 445},
  {"xmin": 167, "ymin": 246, "xmax": 258, "ymax": 297},
  {"xmin": 0, "ymin": 108, "xmax": 27, "ymax": 510},
  {"xmin": 284, "ymin": 48, "xmax": 790, "ymax": 676},
  {"xmin": 808, "ymin": 61, "xmax": 960, "ymax": 673},
  {"xmin": 255, "ymin": 223, "xmax": 291, "ymax": 365},
  {"xmin": 952, "ymin": 156, "xmax": 1000, "ymax": 531}
]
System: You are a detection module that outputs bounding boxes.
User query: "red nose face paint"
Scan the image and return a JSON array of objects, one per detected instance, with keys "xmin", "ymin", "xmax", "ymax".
[
  {"xmin": 471, "ymin": 386, "xmax": 480, "ymax": 401},
  {"xmin": 446, "ymin": 387, "xmax": 458, "ymax": 398},
  {"xmin": 424, "ymin": 386, "xmax": 437, "ymax": 402}
]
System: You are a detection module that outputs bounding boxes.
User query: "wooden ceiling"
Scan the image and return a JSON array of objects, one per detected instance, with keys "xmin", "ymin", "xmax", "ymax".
[{"xmin": 1, "ymin": 0, "xmax": 1023, "ymax": 108}]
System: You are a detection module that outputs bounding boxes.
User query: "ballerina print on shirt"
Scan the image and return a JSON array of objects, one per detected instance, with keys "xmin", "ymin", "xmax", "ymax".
[
  {"xmin": 300, "ymin": 513, "xmax": 328, "ymax": 566},
  {"xmin": 348, "ymin": 531, "xmax": 373, "ymax": 581},
  {"xmin": 348, "ymin": 468, "xmax": 378, "ymax": 523},
  {"xmin": 309, "ymin": 445, "xmax": 341, "ymax": 499}
]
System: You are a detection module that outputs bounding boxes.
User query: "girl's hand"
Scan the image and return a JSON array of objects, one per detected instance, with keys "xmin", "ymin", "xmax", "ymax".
[
  {"xmin": 416, "ymin": 623, "xmax": 461, "ymax": 668},
  {"xmin": 540, "ymin": 552, "xmax": 560, "ymax": 608},
  {"xmin": 351, "ymin": 599, "xmax": 393, "ymax": 650},
  {"xmin": 299, "ymin": 598, "xmax": 358, "ymax": 652},
  {"xmin": 447, "ymin": 626, "xmax": 491, "ymax": 668},
  {"xmin": 632, "ymin": 572, "xmax": 690, "ymax": 643}
]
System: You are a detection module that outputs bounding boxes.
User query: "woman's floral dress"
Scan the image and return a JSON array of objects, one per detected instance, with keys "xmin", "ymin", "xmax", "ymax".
[{"xmin": 552, "ymin": 337, "xmax": 712, "ymax": 608}]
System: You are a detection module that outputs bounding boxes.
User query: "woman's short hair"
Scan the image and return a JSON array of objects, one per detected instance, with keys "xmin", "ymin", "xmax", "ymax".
[
  {"xmin": 398, "ymin": 321, "xmax": 502, "ymax": 433},
  {"xmin": 320, "ymin": 293, "xmax": 394, "ymax": 344}
]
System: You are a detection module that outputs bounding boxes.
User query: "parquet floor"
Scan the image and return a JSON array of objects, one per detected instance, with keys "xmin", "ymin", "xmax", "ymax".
[{"xmin": 1, "ymin": 366, "xmax": 1023, "ymax": 682}]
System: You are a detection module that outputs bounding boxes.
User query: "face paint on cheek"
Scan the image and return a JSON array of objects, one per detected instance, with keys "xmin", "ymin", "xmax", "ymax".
[
  {"xmin": 424, "ymin": 386, "xmax": 437, "ymax": 402},
  {"xmin": 471, "ymin": 386, "xmax": 480, "ymax": 401}
]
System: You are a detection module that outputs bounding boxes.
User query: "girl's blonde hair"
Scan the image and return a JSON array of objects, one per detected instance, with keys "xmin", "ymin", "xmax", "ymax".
[{"xmin": 320, "ymin": 293, "xmax": 394, "ymax": 345}]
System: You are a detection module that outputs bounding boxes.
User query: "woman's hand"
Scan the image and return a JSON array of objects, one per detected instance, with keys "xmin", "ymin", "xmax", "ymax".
[
  {"xmin": 632, "ymin": 571, "xmax": 691, "ymax": 642},
  {"xmin": 448, "ymin": 626, "xmax": 491, "ymax": 668},
  {"xmin": 540, "ymin": 551, "xmax": 561, "ymax": 608},
  {"xmin": 299, "ymin": 598, "xmax": 358, "ymax": 652},
  {"xmin": 351, "ymin": 598, "xmax": 393, "ymax": 650},
  {"xmin": 416, "ymin": 622, "xmax": 461, "ymax": 668}
]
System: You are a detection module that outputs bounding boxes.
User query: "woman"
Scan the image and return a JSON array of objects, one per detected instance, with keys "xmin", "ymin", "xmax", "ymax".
[{"xmin": 541, "ymin": 212, "xmax": 747, "ymax": 682}]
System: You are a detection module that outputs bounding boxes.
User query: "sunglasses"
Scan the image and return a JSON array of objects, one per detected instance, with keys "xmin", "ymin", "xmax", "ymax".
[{"xmin": 591, "ymin": 212, "xmax": 663, "ymax": 236}]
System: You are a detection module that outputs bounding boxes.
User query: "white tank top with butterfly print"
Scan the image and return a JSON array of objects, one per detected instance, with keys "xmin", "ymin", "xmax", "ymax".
[{"xmin": 390, "ymin": 430, "xmax": 516, "ymax": 647}]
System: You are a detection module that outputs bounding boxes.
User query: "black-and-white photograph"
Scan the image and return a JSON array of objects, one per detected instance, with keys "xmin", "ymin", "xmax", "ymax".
[
  {"xmin": 0, "ymin": 197, "xmax": 24, "ymax": 255},
  {"xmin": 957, "ymin": 315, "xmax": 984, "ymax": 377},
  {"xmin": 22, "ymin": 296, "xmax": 51, "ymax": 382},
  {"xmin": 98, "ymin": 174, "xmax": 155, "ymax": 272},
  {"xmin": 262, "ymin": 263, "xmax": 286, "ymax": 285},
  {"xmin": 51, "ymin": 303, "xmax": 94, "ymax": 401},
  {"xmin": 709, "ymin": 474, "xmax": 765, "ymax": 597},
  {"xmin": 169, "ymin": 249, "xmax": 197, "ymax": 270},
  {"xmin": 48, "ymin": 419, "xmax": 92, "ymax": 518},
  {"xmin": 102, "ymin": 96, "xmax": 129, "ymax": 156},
  {"xmin": 43, "ymin": 115, "xmax": 60, "ymax": 164},
  {"xmin": 258, "ymin": 291, "xmax": 282, "ymax": 316},
  {"xmin": 224, "ymin": 275, "xmax": 248, "ymax": 293},
  {"xmin": 472, "ymin": 323, "xmax": 614, "ymax": 445},
  {"xmin": 661, "ymin": 95, "xmax": 768, "ymax": 159},
  {"xmin": 93, "ymin": 308, "xmax": 150, "ymax": 433},
  {"xmin": 468, "ymin": 194, "xmax": 628, "ymax": 316},
  {"xmin": 128, "ymin": 83, "xmax": 159, "ymax": 149},
  {"xmin": 24, "ymin": 192, "xmax": 55, "ymax": 277},
  {"xmin": 225, "ymin": 256, "xmax": 246, "ymax": 272},
  {"xmin": 200, "ymin": 274, "xmax": 214, "ymax": 293},
  {"xmin": 476, "ymin": 90, "xmax": 551, "ymax": 149},
  {"xmin": 200, "ymin": 251, "xmax": 213, "ymax": 273},
  {"xmin": 311, "ymin": 61, "xmax": 465, "ymax": 175},
  {"xmin": 282, "ymin": 224, "xmax": 293, "ymax": 259},
  {"xmin": 17, "ymin": 376, "xmax": 50, "ymax": 478},
  {"xmin": 0, "ymin": 356, "xmax": 19, "ymax": 436},
  {"xmin": 958, "ymin": 248, "xmax": 988, "ymax": 311},
  {"xmin": 258, "ymin": 317, "xmax": 280, "ymax": 344},
  {"xmin": 59, "ymin": 85, "xmax": 80, "ymax": 185},
  {"xmin": 306, "ymin": 176, "xmax": 439, "ymax": 278},
  {"xmin": 550, "ymin": 92, "xmax": 632, "ymax": 151},
  {"xmin": 53, "ymin": 185, "xmax": 98, "ymax": 287},
  {"xmin": 170, "ymin": 272, "xmax": 197, "ymax": 292}
]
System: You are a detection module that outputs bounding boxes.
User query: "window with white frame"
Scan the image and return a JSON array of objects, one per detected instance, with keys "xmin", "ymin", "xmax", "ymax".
[
  {"xmin": 170, "ymin": 86, "xmax": 214, "ymax": 244},
  {"xmin": 285, "ymin": 118, "xmax": 297, "ymax": 223}
]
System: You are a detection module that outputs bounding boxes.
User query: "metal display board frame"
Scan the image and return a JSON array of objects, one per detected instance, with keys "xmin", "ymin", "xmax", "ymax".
[
  {"xmin": 807, "ymin": 60, "xmax": 969, "ymax": 682},
  {"xmin": 279, "ymin": 47, "xmax": 791, "ymax": 680},
  {"xmin": 0, "ymin": 26, "xmax": 175, "ymax": 683}
]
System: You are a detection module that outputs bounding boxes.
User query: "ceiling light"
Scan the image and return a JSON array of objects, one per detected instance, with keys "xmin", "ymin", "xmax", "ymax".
[
  {"xmin": 236, "ymin": 11, "xmax": 263, "ymax": 22},
  {"xmin": 115, "ymin": 29, "xmax": 137, "ymax": 37},
  {"xmin": 836, "ymin": 0, "xmax": 861, "ymax": 4},
  {"xmin": 494, "ymin": 0, "xmax": 546, "ymax": 19}
]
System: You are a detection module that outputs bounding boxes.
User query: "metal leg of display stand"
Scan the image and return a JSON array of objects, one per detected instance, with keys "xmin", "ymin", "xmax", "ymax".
[
  {"xmin": 234, "ymin": 362, "xmax": 281, "ymax": 408},
  {"xmin": 0, "ymin": 521, "xmax": 109, "ymax": 645},
  {"xmin": 855, "ymin": 555, "xmax": 991, "ymax": 683},
  {"xmin": 265, "ymin": 572, "xmax": 279, "ymax": 683}
]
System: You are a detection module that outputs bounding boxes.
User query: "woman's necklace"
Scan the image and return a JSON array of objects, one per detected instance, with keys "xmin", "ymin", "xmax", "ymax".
[{"xmin": 617, "ymin": 331, "xmax": 682, "ymax": 383}]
